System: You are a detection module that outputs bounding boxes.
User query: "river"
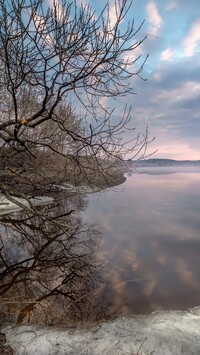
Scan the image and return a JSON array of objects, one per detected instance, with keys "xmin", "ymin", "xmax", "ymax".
[
  {"xmin": 83, "ymin": 166, "xmax": 200, "ymax": 314},
  {"xmin": 1, "ymin": 167, "xmax": 200, "ymax": 325}
]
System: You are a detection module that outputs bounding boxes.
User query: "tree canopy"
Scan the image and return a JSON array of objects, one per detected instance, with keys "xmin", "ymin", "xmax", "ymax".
[{"xmin": 0, "ymin": 0, "xmax": 152, "ymax": 193}]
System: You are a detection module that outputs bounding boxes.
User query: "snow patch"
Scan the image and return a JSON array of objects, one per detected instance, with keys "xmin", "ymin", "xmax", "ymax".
[
  {"xmin": 2, "ymin": 307, "xmax": 200, "ymax": 354},
  {"xmin": 0, "ymin": 195, "xmax": 54, "ymax": 216}
]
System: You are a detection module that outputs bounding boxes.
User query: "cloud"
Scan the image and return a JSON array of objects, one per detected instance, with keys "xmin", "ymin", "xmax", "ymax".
[
  {"xmin": 150, "ymin": 81, "xmax": 200, "ymax": 106},
  {"xmin": 160, "ymin": 48, "xmax": 173, "ymax": 61},
  {"xmin": 123, "ymin": 54, "xmax": 200, "ymax": 159},
  {"xmin": 151, "ymin": 55, "xmax": 200, "ymax": 90},
  {"xmin": 108, "ymin": 0, "xmax": 127, "ymax": 29},
  {"xmin": 146, "ymin": 1, "xmax": 163, "ymax": 36},
  {"xmin": 76, "ymin": 0, "xmax": 89, "ymax": 6},
  {"xmin": 165, "ymin": 0, "xmax": 178, "ymax": 11},
  {"xmin": 153, "ymin": 71, "xmax": 161, "ymax": 81},
  {"xmin": 184, "ymin": 19, "xmax": 200, "ymax": 57},
  {"xmin": 108, "ymin": 3, "xmax": 118, "ymax": 28}
]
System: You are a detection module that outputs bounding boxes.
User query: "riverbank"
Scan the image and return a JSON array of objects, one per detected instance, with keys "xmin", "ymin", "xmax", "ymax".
[
  {"xmin": 0, "ymin": 148, "xmax": 127, "ymax": 197},
  {"xmin": 2, "ymin": 306, "xmax": 200, "ymax": 354}
]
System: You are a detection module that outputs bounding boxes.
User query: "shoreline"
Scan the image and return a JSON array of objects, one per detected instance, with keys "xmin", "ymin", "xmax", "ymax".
[
  {"xmin": 0, "ymin": 171, "xmax": 126, "ymax": 216},
  {"xmin": 2, "ymin": 306, "xmax": 200, "ymax": 354}
]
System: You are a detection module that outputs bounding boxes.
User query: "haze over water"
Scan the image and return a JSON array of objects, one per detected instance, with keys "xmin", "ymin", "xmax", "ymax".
[{"xmin": 83, "ymin": 166, "xmax": 200, "ymax": 315}]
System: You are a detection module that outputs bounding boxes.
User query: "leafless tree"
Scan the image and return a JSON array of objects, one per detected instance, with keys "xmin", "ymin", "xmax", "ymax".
[{"xmin": 0, "ymin": 0, "xmax": 152, "ymax": 193}]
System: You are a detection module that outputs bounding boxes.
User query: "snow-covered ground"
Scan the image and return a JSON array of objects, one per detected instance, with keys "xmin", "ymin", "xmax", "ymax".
[
  {"xmin": 2, "ymin": 306, "xmax": 200, "ymax": 354},
  {"xmin": 0, "ymin": 195, "xmax": 54, "ymax": 216}
]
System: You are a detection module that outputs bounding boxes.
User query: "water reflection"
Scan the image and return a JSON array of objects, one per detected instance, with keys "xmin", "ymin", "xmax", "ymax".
[
  {"xmin": 0, "ymin": 197, "xmax": 105, "ymax": 326},
  {"xmin": 83, "ymin": 168, "xmax": 200, "ymax": 314},
  {"xmin": 1, "ymin": 169, "xmax": 200, "ymax": 325}
]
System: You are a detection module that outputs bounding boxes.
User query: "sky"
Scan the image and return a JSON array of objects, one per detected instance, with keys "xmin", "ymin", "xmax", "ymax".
[{"xmin": 87, "ymin": 0, "xmax": 200, "ymax": 160}]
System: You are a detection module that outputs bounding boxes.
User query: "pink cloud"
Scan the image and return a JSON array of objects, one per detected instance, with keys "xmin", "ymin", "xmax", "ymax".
[
  {"xmin": 160, "ymin": 48, "xmax": 173, "ymax": 61},
  {"xmin": 153, "ymin": 71, "xmax": 161, "ymax": 81},
  {"xmin": 184, "ymin": 19, "xmax": 200, "ymax": 56},
  {"xmin": 151, "ymin": 140, "xmax": 200, "ymax": 161},
  {"xmin": 146, "ymin": 1, "xmax": 163, "ymax": 36},
  {"xmin": 165, "ymin": 0, "xmax": 178, "ymax": 11}
]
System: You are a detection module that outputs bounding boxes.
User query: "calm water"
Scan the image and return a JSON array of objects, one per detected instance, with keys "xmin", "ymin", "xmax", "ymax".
[
  {"xmin": 83, "ymin": 167, "xmax": 200, "ymax": 314},
  {"xmin": 1, "ymin": 167, "xmax": 200, "ymax": 325}
]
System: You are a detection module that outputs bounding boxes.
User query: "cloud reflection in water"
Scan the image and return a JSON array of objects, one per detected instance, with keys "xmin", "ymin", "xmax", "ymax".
[{"xmin": 83, "ymin": 168, "xmax": 200, "ymax": 314}]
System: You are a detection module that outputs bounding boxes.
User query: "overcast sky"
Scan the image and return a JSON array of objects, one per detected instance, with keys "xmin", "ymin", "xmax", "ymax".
[{"xmin": 88, "ymin": 0, "xmax": 200, "ymax": 160}]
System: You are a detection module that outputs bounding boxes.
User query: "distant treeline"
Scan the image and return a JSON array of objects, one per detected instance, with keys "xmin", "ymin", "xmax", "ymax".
[{"xmin": 126, "ymin": 158, "xmax": 200, "ymax": 167}]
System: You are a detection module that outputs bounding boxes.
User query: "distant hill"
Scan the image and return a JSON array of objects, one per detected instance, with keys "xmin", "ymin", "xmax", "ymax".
[{"xmin": 126, "ymin": 159, "xmax": 200, "ymax": 167}]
